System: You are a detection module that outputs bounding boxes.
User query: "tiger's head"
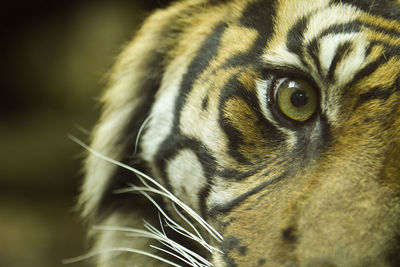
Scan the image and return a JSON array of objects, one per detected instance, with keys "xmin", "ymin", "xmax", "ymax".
[{"xmin": 78, "ymin": 0, "xmax": 400, "ymax": 266}]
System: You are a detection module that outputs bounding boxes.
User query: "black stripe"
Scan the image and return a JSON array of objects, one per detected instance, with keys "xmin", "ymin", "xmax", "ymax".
[
  {"xmin": 95, "ymin": 50, "xmax": 166, "ymax": 219},
  {"xmin": 239, "ymin": 0, "xmax": 276, "ymax": 33},
  {"xmin": 366, "ymin": 41, "xmax": 400, "ymax": 53},
  {"xmin": 326, "ymin": 41, "xmax": 353, "ymax": 82},
  {"xmin": 159, "ymin": 141, "xmax": 216, "ymax": 221},
  {"xmin": 154, "ymin": 135, "xmax": 219, "ymax": 219},
  {"xmin": 218, "ymin": 73, "xmax": 252, "ymax": 165},
  {"xmin": 154, "ymin": 22, "xmax": 227, "ymax": 218},
  {"xmin": 354, "ymin": 76, "xmax": 400, "ymax": 111},
  {"xmin": 209, "ymin": 116, "xmax": 332, "ymax": 214},
  {"xmin": 347, "ymin": 43, "xmax": 400, "ymax": 95},
  {"xmin": 330, "ymin": 0, "xmax": 400, "ymax": 22},
  {"xmin": 217, "ymin": 71, "xmax": 284, "ymax": 165},
  {"xmin": 286, "ymin": 16, "xmax": 310, "ymax": 60},
  {"xmin": 172, "ymin": 22, "xmax": 226, "ymax": 126},
  {"xmin": 306, "ymin": 37, "xmax": 323, "ymax": 77},
  {"xmin": 209, "ymin": 172, "xmax": 287, "ymax": 215},
  {"xmin": 201, "ymin": 96, "xmax": 209, "ymax": 110},
  {"xmin": 213, "ymin": 0, "xmax": 279, "ymax": 163},
  {"xmin": 155, "ymin": 22, "xmax": 226, "ymax": 187},
  {"xmin": 364, "ymin": 42, "xmax": 377, "ymax": 57},
  {"xmin": 177, "ymin": 22, "xmax": 227, "ymax": 105},
  {"xmin": 218, "ymin": 0, "xmax": 276, "ymax": 71},
  {"xmin": 355, "ymin": 86, "xmax": 393, "ymax": 109},
  {"xmin": 217, "ymin": 159, "xmax": 273, "ymax": 181},
  {"xmin": 316, "ymin": 21, "xmax": 362, "ymax": 37},
  {"xmin": 350, "ymin": 43, "xmax": 400, "ymax": 111},
  {"xmin": 347, "ymin": 54, "xmax": 387, "ymax": 91},
  {"xmin": 360, "ymin": 21, "xmax": 400, "ymax": 38},
  {"xmin": 305, "ymin": 22, "xmax": 361, "ymax": 78}
]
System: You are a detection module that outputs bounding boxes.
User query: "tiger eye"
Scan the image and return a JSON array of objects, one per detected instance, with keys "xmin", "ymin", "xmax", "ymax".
[
  {"xmin": 290, "ymin": 90, "xmax": 308, "ymax": 107},
  {"xmin": 276, "ymin": 79, "xmax": 317, "ymax": 122}
]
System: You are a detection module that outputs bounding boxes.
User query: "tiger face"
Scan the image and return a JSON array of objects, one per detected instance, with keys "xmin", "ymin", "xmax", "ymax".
[{"xmin": 79, "ymin": 0, "xmax": 400, "ymax": 266}]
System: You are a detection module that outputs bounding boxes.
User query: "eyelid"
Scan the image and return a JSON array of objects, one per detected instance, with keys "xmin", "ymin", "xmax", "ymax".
[{"xmin": 271, "ymin": 77, "xmax": 288, "ymax": 101}]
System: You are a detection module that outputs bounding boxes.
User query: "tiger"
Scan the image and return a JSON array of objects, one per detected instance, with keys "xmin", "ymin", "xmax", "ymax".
[{"xmin": 76, "ymin": 0, "xmax": 400, "ymax": 266}]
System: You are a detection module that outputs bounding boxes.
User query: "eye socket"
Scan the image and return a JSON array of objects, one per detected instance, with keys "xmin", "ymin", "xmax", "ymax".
[{"xmin": 275, "ymin": 79, "xmax": 317, "ymax": 122}]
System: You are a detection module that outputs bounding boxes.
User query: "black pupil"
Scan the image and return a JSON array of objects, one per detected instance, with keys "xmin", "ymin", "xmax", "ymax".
[{"xmin": 290, "ymin": 90, "xmax": 308, "ymax": 108}]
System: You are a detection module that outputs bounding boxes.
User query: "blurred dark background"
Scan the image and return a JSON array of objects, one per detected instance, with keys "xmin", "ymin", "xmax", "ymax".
[{"xmin": 0, "ymin": 1, "xmax": 170, "ymax": 266}]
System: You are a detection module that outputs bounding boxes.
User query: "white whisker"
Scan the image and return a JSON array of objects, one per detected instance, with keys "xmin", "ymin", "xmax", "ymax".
[
  {"xmin": 69, "ymin": 135, "xmax": 223, "ymax": 242},
  {"xmin": 117, "ymin": 187, "xmax": 200, "ymax": 238},
  {"xmin": 95, "ymin": 223, "xmax": 213, "ymax": 267},
  {"xmin": 150, "ymin": 245, "xmax": 199, "ymax": 267},
  {"xmin": 94, "ymin": 225, "xmax": 168, "ymax": 241},
  {"xmin": 158, "ymin": 212, "xmax": 167, "ymax": 236},
  {"xmin": 118, "ymin": 186, "xmax": 220, "ymax": 254},
  {"xmin": 170, "ymin": 203, "xmax": 221, "ymax": 254},
  {"xmin": 93, "ymin": 224, "xmax": 197, "ymax": 265},
  {"xmin": 143, "ymin": 221, "xmax": 203, "ymax": 267},
  {"xmin": 62, "ymin": 247, "xmax": 182, "ymax": 267},
  {"xmin": 164, "ymin": 221, "xmax": 221, "ymax": 255},
  {"xmin": 73, "ymin": 124, "xmax": 91, "ymax": 135},
  {"xmin": 134, "ymin": 115, "xmax": 152, "ymax": 155},
  {"xmin": 171, "ymin": 202, "xmax": 204, "ymax": 242}
]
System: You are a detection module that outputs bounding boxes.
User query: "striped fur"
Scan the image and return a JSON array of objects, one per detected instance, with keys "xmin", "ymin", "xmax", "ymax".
[{"xmin": 80, "ymin": 0, "xmax": 400, "ymax": 266}]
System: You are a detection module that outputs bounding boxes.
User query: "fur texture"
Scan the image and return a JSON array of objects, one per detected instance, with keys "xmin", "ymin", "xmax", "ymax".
[{"xmin": 80, "ymin": 0, "xmax": 400, "ymax": 266}]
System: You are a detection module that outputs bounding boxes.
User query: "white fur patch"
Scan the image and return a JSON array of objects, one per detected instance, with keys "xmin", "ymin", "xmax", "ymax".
[
  {"xmin": 319, "ymin": 33, "xmax": 368, "ymax": 123},
  {"xmin": 262, "ymin": 47, "xmax": 306, "ymax": 71},
  {"xmin": 140, "ymin": 54, "xmax": 191, "ymax": 163},
  {"xmin": 167, "ymin": 149, "xmax": 207, "ymax": 212},
  {"xmin": 256, "ymin": 78, "xmax": 273, "ymax": 121},
  {"xmin": 333, "ymin": 35, "xmax": 368, "ymax": 88},
  {"xmin": 140, "ymin": 83, "xmax": 179, "ymax": 163},
  {"xmin": 255, "ymin": 79, "xmax": 297, "ymax": 148},
  {"xmin": 303, "ymin": 4, "xmax": 361, "ymax": 44},
  {"xmin": 206, "ymin": 177, "xmax": 236, "ymax": 210},
  {"xmin": 318, "ymin": 33, "xmax": 359, "ymax": 76},
  {"xmin": 82, "ymin": 103, "xmax": 138, "ymax": 217},
  {"xmin": 179, "ymin": 90, "xmax": 228, "ymax": 157}
]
